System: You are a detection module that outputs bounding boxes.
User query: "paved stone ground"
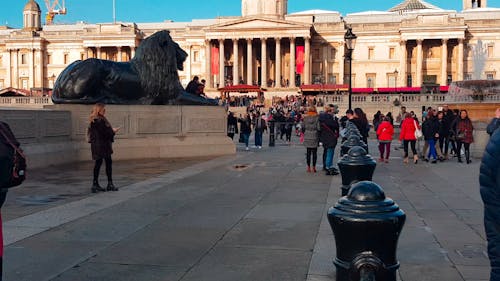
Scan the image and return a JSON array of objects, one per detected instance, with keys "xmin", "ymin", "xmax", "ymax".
[{"xmin": 1, "ymin": 133, "xmax": 490, "ymax": 281}]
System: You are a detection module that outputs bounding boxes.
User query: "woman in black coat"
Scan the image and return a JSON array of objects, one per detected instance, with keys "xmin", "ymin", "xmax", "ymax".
[
  {"xmin": 422, "ymin": 111, "xmax": 439, "ymax": 163},
  {"xmin": 88, "ymin": 103, "xmax": 120, "ymax": 193},
  {"xmin": 351, "ymin": 108, "xmax": 370, "ymax": 152},
  {"xmin": 480, "ymin": 127, "xmax": 500, "ymax": 281},
  {"xmin": 227, "ymin": 112, "xmax": 238, "ymax": 140}
]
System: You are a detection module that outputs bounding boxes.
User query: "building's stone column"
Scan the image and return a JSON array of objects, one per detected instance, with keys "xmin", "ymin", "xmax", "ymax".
[
  {"xmin": 399, "ymin": 40, "xmax": 407, "ymax": 87},
  {"xmin": 261, "ymin": 38, "xmax": 267, "ymax": 88},
  {"xmin": 13, "ymin": 50, "xmax": 19, "ymax": 88},
  {"xmin": 441, "ymin": 39, "xmax": 448, "ymax": 86},
  {"xmin": 37, "ymin": 49, "xmax": 43, "ymax": 88},
  {"xmin": 323, "ymin": 43, "xmax": 328, "ymax": 84},
  {"xmin": 247, "ymin": 38, "xmax": 253, "ymax": 85},
  {"xmin": 130, "ymin": 46, "xmax": 136, "ymax": 58},
  {"xmin": 289, "ymin": 37, "xmax": 296, "ymax": 87},
  {"xmin": 416, "ymin": 39, "xmax": 423, "ymax": 87},
  {"xmin": 275, "ymin": 37, "xmax": 281, "ymax": 87},
  {"xmin": 339, "ymin": 43, "xmax": 344, "ymax": 84},
  {"xmin": 5, "ymin": 50, "xmax": 11, "ymax": 87},
  {"xmin": 458, "ymin": 39, "xmax": 464, "ymax": 81},
  {"xmin": 96, "ymin": 47, "xmax": 101, "ymax": 60},
  {"xmin": 117, "ymin": 46, "xmax": 122, "ymax": 62},
  {"xmin": 219, "ymin": 39, "xmax": 225, "ymax": 87},
  {"xmin": 205, "ymin": 40, "xmax": 212, "ymax": 88},
  {"xmin": 233, "ymin": 39, "xmax": 239, "ymax": 85},
  {"xmin": 304, "ymin": 37, "xmax": 311, "ymax": 85},
  {"xmin": 28, "ymin": 49, "xmax": 34, "ymax": 89}
]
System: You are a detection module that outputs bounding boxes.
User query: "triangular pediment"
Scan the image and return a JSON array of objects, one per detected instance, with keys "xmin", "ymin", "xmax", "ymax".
[{"xmin": 208, "ymin": 16, "xmax": 311, "ymax": 31}]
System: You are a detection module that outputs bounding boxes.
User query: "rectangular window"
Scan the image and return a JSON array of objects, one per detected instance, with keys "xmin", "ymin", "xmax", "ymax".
[
  {"xmin": 64, "ymin": 54, "xmax": 69, "ymax": 64},
  {"xmin": 313, "ymin": 49, "xmax": 320, "ymax": 60},
  {"xmin": 0, "ymin": 80, "xmax": 4, "ymax": 89},
  {"xmin": 465, "ymin": 73, "xmax": 472, "ymax": 80},
  {"xmin": 487, "ymin": 45, "xmax": 494, "ymax": 58},
  {"xmin": 388, "ymin": 75, "xmax": 396, "ymax": 88},
  {"xmin": 193, "ymin": 51, "xmax": 199, "ymax": 62},
  {"xmin": 22, "ymin": 79, "xmax": 28, "ymax": 89},
  {"xmin": 80, "ymin": 53, "xmax": 85, "ymax": 60},
  {"xmin": 368, "ymin": 47, "xmax": 374, "ymax": 60},
  {"xmin": 328, "ymin": 74, "xmax": 337, "ymax": 84},
  {"xmin": 447, "ymin": 75, "xmax": 453, "ymax": 85},
  {"xmin": 21, "ymin": 54, "xmax": 27, "ymax": 65},
  {"xmin": 47, "ymin": 53, "xmax": 52, "ymax": 65},
  {"xmin": 407, "ymin": 75, "xmax": 412, "ymax": 87},
  {"xmin": 330, "ymin": 48, "xmax": 336, "ymax": 60},
  {"xmin": 486, "ymin": 73, "xmax": 495, "ymax": 80},
  {"xmin": 389, "ymin": 47, "xmax": 395, "ymax": 59},
  {"xmin": 366, "ymin": 74, "xmax": 376, "ymax": 88}
]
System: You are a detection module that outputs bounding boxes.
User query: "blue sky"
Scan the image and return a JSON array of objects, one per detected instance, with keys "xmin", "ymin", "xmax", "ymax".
[{"xmin": 2, "ymin": 0, "xmax": 500, "ymax": 28}]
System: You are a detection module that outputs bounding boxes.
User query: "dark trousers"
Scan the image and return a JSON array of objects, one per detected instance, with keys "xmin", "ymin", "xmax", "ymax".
[
  {"xmin": 403, "ymin": 140, "xmax": 417, "ymax": 158},
  {"xmin": 255, "ymin": 131, "xmax": 263, "ymax": 146},
  {"xmin": 306, "ymin": 148, "xmax": 318, "ymax": 167},
  {"xmin": 438, "ymin": 136, "xmax": 450, "ymax": 155},
  {"xmin": 378, "ymin": 142, "xmax": 391, "ymax": 159},
  {"xmin": 456, "ymin": 141, "xmax": 471, "ymax": 161},
  {"xmin": 93, "ymin": 156, "xmax": 112, "ymax": 182}
]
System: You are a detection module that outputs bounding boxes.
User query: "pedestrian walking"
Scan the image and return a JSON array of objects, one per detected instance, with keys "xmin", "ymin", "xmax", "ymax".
[
  {"xmin": 352, "ymin": 108, "xmax": 370, "ymax": 152},
  {"xmin": 88, "ymin": 103, "xmax": 120, "ymax": 193},
  {"xmin": 253, "ymin": 113, "xmax": 267, "ymax": 149},
  {"xmin": 486, "ymin": 107, "xmax": 500, "ymax": 136},
  {"xmin": 227, "ymin": 112, "xmax": 238, "ymax": 140},
  {"xmin": 376, "ymin": 116, "xmax": 394, "ymax": 163},
  {"xmin": 422, "ymin": 110, "xmax": 439, "ymax": 163},
  {"xmin": 452, "ymin": 109, "xmax": 474, "ymax": 164},
  {"xmin": 319, "ymin": 104, "xmax": 340, "ymax": 175},
  {"xmin": 302, "ymin": 106, "xmax": 320, "ymax": 173},
  {"xmin": 239, "ymin": 113, "xmax": 252, "ymax": 151},
  {"xmin": 399, "ymin": 113, "xmax": 420, "ymax": 164}
]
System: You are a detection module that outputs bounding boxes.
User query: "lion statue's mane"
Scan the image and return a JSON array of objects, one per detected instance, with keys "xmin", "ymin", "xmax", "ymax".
[{"xmin": 52, "ymin": 30, "xmax": 216, "ymax": 105}]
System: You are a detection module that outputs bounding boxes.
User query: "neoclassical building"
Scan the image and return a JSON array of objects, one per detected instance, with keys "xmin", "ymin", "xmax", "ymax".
[{"xmin": 0, "ymin": 0, "xmax": 499, "ymax": 96}]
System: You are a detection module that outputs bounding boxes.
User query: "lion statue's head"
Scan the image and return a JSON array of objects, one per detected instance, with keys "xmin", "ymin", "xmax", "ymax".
[{"xmin": 131, "ymin": 30, "xmax": 188, "ymax": 104}]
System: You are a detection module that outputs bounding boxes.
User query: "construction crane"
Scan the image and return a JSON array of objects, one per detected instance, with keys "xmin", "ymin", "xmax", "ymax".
[{"xmin": 44, "ymin": 0, "xmax": 67, "ymax": 25}]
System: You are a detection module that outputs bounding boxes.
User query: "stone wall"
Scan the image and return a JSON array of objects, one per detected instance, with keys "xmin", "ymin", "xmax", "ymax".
[{"xmin": 0, "ymin": 105, "xmax": 235, "ymax": 169}]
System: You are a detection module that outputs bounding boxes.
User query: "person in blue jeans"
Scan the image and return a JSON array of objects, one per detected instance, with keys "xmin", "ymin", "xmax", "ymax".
[
  {"xmin": 422, "ymin": 110, "xmax": 439, "ymax": 163},
  {"xmin": 239, "ymin": 114, "xmax": 252, "ymax": 150},
  {"xmin": 319, "ymin": 104, "xmax": 340, "ymax": 175},
  {"xmin": 253, "ymin": 113, "xmax": 267, "ymax": 149}
]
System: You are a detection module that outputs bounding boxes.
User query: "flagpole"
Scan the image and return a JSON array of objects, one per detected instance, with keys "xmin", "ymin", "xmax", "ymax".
[{"xmin": 113, "ymin": 0, "xmax": 116, "ymax": 23}]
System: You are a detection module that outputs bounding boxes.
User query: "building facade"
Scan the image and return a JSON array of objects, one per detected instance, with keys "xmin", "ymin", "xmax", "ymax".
[{"xmin": 0, "ymin": 0, "xmax": 499, "ymax": 96}]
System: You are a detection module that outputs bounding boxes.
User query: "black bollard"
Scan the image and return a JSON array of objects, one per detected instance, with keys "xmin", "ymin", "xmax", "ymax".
[
  {"xmin": 327, "ymin": 181, "xmax": 406, "ymax": 281},
  {"xmin": 269, "ymin": 121, "xmax": 275, "ymax": 147},
  {"xmin": 338, "ymin": 146, "xmax": 376, "ymax": 196},
  {"xmin": 340, "ymin": 134, "xmax": 368, "ymax": 157}
]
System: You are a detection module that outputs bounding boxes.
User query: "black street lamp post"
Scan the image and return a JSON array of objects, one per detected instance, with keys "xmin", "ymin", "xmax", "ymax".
[
  {"xmin": 394, "ymin": 69, "xmax": 398, "ymax": 94},
  {"xmin": 344, "ymin": 26, "xmax": 357, "ymax": 110}
]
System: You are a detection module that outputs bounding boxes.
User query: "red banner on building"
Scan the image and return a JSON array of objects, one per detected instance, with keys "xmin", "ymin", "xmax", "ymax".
[
  {"xmin": 211, "ymin": 46, "xmax": 219, "ymax": 75},
  {"xmin": 296, "ymin": 46, "xmax": 305, "ymax": 74}
]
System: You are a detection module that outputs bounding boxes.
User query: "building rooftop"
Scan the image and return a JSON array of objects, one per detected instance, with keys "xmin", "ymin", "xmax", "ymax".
[{"xmin": 389, "ymin": 0, "xmax": 441, "ymax": 13}]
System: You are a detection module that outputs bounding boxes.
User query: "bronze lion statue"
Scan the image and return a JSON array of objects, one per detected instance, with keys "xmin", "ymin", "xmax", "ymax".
[{"xmin": 52, "ymin": 30, "xmax": 217, "ymax": 105}]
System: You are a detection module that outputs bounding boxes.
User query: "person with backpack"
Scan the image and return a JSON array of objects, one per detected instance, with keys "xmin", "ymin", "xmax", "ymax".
[
  {"xmin": 88, "ymin": 103, "xmax": 120, "ymax": 193},
  {"xmin": 0, "ymin": 121, "xmax": 26, "ymax": 281}
]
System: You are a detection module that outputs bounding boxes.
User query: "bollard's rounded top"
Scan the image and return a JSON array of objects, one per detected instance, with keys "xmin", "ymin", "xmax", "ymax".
[
  {"xmin": 338, "ymin": 146, "xmax": 376, "ymax": 166},
  {"xmin": 332, "ymin": 181, "xmax": 403, "ymax": 215},
  {"xmin": 348, "ymin": 181, "xmax": 385, "ymax": 201}
]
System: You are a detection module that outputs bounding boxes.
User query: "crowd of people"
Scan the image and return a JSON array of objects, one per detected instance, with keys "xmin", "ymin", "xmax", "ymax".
[{"xmin": 228, "ymin": 102, "xmax": 500, "ymax": 176}]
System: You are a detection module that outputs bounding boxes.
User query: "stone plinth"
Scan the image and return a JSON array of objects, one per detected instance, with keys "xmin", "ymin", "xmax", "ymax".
[
  {"xmin": 48, "ymin": 104, "xmax": 235, "ymax": 161},
  {"xmin": 0, "ymin": 105, "xmax": 235, "ymax": 168}
]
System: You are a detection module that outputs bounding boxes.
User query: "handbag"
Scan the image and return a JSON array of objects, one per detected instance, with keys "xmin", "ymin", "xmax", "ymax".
[
  {"xmin": 456, "ymin": 131, "xmax": 466, "ymax": 140},
  {"xmin": 413, "ymin": 120, "xmax": 423, "ymax": 139},
  {"xmin": 0, "ymin": 122, "xmax": 27, "ymax": 188}
]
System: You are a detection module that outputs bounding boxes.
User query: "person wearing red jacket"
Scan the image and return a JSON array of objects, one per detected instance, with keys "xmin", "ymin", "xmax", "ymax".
[
  {"xmin": 399, "ymin": 113, "xmax": 420, "ymax": 164},
  {"xmin": 376, "ymin": 116, "xmax": 394, "ymax": 163}
]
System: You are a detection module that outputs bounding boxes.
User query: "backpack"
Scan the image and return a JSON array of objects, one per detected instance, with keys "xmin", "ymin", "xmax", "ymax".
[{"xmin": 0, "ymin": 122, "xmax": 27, "ymax": 188}]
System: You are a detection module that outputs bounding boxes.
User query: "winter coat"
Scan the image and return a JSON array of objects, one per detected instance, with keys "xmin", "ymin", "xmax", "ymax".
[
  {"xmin": 254, "ymin": 117, "xmax": 267, "ymax": 133},
  {"xmin": 422, "ymin": 117, "xmax": 439, "ymax": 140},
  {"xmin": 319, "ymin": 113, "xmax": 339, "ymax": 148},
  {"xmin": 227, "ymin": 115, "xmax": 238, "ymax": 134},
  {"xmin": 453, "ymin": 118, "xmax": 474, "ymax": 144},
  {"xmin": 303, "ymin": 114, "xmax": 320, "ymax": 148},
  {"xmin": 351, "ymin": 117, "xmax": 369, "ymax": 138},
  {"xmin": 487, "ymin": 118, "xmax": 500, "ymax": 136},
  {"xmin": 0, "ymin": 121, "xmax": 20, "ymax": 189},
  {"xmin": 89, "ymin": 116, "xmax": 115, "ymax": 160},
  {"xmin": 376, "ymin": 121, "xmax": 394, "ymax": 142},
  {"xmin": 437, "ymin": 118, "xmax": 449, "ymax": 138},
  {"xmin": 399, "ymin": 117, "xmax": 419, "ymax": 141},
  {"xmin": 479, "ymin": 129, "xmax": 500, "ymax": 280},
  {"xmin": 239, "ymin": 118, "xmax": 252, "ymax": 134}
]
